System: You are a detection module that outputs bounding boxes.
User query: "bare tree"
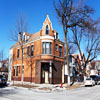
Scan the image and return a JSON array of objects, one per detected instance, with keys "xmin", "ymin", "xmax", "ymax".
[
  {"xmin": 0, "ymin": 49, "xmax": 5, "ymax": 62},
  {"xmin": 70, "ymin": 21, "xmax": 100, "ymax": 77},
  {"xmin": 9, "ymin": 14, "xmax": 29, "ymax": 41},
  {"xmin": 25, "ymin": 57, "xmax": 35, "ymax": 83},
  {"xmin": 9, "ymin": 14, "xmax": 30, "ymax": 83},
  {"xmin": 54, "ymin": 0, "xmax": 95, "ymax": 85}
]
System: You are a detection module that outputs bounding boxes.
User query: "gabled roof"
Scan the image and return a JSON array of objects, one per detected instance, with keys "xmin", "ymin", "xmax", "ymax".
[
  {"xmin": 1, "ymin": 60, "xmax": 8, "ymax": 64},
  {"xmin": 71, "ymin": 53, "xmax": 86, "ymax": 61},
  {"xmin": 27, "ymin": 31, "xmax": 40, "ymax": 42},
  {"xmin": 11, "ymin": 15, "xmax": 64, "ymax": 48},
  {"xmin": 42, "ymin": 14, "xmax": 53, "ymax": 30},
  {"xmin": 11, "ymin": 42, "xmax": 20, "ymax": 48},
  {"xmin": 72, "ymin": 54, "xmax": 79, "ymax": 59},
  {"xmin": 24, "ymin": 32, "xmax": 32, "ymax": 36},
  {"xmin": 11, "ymin": 31, "xmax": 41, "ymax": 48}
]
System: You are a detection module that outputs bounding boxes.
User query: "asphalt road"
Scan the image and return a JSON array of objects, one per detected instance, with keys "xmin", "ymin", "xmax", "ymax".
[{"xmin": 0, "ymin": 85, "xmax": 100, "ymax": 100}]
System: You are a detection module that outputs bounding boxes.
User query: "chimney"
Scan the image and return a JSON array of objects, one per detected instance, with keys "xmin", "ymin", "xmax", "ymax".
[
  {"xmin": 54, "ymin": 32, "xmax": 58, "ymax": 40},
  {"xmin": 18, "ymin": 32, "xmax": 22, "ymax": 41}
]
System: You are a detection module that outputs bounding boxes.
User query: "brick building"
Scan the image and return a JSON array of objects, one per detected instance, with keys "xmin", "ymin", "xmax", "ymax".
[{"xmin": 9, "ymin": 15, "xmax": 64, "ymax": 84}]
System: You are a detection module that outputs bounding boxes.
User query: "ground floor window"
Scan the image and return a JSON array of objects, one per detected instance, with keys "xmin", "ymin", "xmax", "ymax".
[
  {"xmin": 13, "ymin": 66, "xmax": 15, "ymax": 76},
  {"xmin": 19, "ymin": 66, "xmax": 20, "ymax": 73},
  {"xmin": 16, "ymin": 66, "xmax": 18, "ymax": 76}
]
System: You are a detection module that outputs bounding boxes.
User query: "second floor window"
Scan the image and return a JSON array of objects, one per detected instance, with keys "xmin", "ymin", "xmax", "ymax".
[
  {"xmin": 31, "ymin": 45, "xmax": 34, "ymax": 56},
  {"xmin": 42, "ymin": 42, "xmax": 52, "ymax": 54},
  {"xmin": 27, "ymin": 46, "xmax": 30, "ymax": 56},
  {"xmin": 55, "ymin": 44, "xmax": 58, "ymax": 51},
  {"xmin": 17, "ymin": 49, "xmax": 19, "ymax": 58},
  {"xmin": 59, "ymin": 46, "xmax": 62, "ymax": 57},
  {"xmin": 22, "ymin": 48, "xmax": 24, "ymax": 56}
]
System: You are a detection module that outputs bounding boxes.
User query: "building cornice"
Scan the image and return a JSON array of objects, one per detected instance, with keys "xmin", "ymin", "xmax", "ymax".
[
  {"xmin": 13, "ymin": 54, "xmax": 64, "ymax": 61},
  {"xmin": 40, "ymin": 36, "xmax": 54, "ymax": 40},
  {"xmin": 11, "ymin": 35, "xmax": 55, "ymax": 48}
]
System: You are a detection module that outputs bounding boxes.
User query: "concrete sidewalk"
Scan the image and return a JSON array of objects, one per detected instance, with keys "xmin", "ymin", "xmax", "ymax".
[
  {"xmin": 7, "ymin": 81, "xmax": 83, "ymax": 92},
  {"xmin": 7, "ymin": 81, "xmax": 66, "ymax": 92}
]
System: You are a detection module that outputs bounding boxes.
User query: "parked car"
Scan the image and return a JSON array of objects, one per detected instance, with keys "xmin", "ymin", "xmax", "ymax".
[
  {"xmin": 90, "ymin": 75, "xmax": 100, "ymax": 85},
  {"xmin": 0, "ymin": 75, "xmax": 7, "ymax": 85},
  {"xmin": 84, "ymin": 78, "xmax": 95, "ymax": 86}
]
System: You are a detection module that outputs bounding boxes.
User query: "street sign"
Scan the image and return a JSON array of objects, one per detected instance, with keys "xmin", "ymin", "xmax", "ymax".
[{"xmin": 50, "ymin": 60, "xmax": 52, "ymax": 66}]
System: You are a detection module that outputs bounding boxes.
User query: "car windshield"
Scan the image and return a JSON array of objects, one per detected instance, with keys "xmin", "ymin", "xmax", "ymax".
[
  {"xmin": 0, "ymin": 75, "xmax": 3, "ymax": 78},
  {"xmin": 90, "ymin": 75, "xmax": 99, "ymax": 79},
  {"xmin": 86, "ymin": 78, "xmax": 91, "ymax": 80}
]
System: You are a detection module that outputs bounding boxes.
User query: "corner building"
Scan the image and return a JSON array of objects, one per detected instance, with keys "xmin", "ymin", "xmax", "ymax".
[{"xmin": 11, "ymin": 15, "xmax": 65, "ymax": 84}]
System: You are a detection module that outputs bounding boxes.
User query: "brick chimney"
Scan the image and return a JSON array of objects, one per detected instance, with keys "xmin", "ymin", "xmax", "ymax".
[{"xmin": 18, "ymin": 32, "xmax": 22, "ymax": 41}]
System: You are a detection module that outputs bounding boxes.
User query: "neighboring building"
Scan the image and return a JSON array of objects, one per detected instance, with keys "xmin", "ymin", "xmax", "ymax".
[
  {"xmin": 8, "ymin": 48, "xmax": 13, "ymax": 81},
  {"xmin": 86, "ymin": 61, "xmax": 100, "ymax": 76},
  {"xmin": 64, "ymin": 53, "xmax": 85, "ymax": 82},
  {"xmin": 0, "ymin": 60, "xmax": 8, "ymax": 78},
  {"xmin": 95, "ymin": 61, "xmax": 100, "ymax": 75},
  {"xmin": 10, "ymin": 15, "xmax": 64, "ymax": 84},
  {"xmin": 0, "ymin": 60, "xmax": 9, "ymax": 68},
  {"xmin": 65, "ymin": 55, "xmax": 76, "ymax": 76},
  {"xmin": 0, "ymin": 62, "xmax": 1, "ymax": 68}
]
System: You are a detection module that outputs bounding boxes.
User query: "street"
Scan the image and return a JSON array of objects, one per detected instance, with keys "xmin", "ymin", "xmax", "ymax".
[{"xmin": 0, "ymin": 85, "xmax": 100, "ymax": 100}]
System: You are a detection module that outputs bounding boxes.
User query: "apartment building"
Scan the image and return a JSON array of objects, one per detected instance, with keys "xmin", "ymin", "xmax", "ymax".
[{"xmin": 10, "ymin": 15, "xmax": 64, "ymax": 84}]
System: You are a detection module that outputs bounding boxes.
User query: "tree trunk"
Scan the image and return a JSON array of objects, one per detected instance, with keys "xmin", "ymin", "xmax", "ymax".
[
  {"xmin": 21, "ymin": 45, "xmax": 24, "ymax": 83},
  {"xmin": 64, "ymin": 32, "xmax": 70, "ymax": 85},
  {"xmin": 31, "ymin": 60, "xmax": 32, "ymax": 83}
]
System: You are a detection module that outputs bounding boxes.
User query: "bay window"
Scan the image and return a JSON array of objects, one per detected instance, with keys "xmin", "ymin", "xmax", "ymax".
[{"xmin": 42, "ymin": 42, "xmax": 52, "ymax": 54}]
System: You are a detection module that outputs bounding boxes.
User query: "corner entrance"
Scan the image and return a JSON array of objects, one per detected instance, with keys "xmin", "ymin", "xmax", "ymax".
[
  {"xmin": 45, "ymin": 71, "xmax": 49, "ymax": 83},
  {"xmin": 41, "ymin": 63, "xmax": 49, "ymax": 83}
]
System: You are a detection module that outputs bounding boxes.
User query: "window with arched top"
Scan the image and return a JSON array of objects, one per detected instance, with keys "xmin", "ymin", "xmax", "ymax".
[{"xmin": 45, "ymin": 25, "xmax": 49, "ymax": 35}]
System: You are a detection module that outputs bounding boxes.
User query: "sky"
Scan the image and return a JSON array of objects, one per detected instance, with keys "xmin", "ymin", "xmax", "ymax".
[{"xmin": 0, "ymin": 0, "xmax": 100, "ymax": 59}]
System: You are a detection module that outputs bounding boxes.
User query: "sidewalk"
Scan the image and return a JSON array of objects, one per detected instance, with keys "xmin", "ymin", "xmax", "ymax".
[{"xmin": 7, "ymin": 81, "xmax": 84, "ymax": 92}]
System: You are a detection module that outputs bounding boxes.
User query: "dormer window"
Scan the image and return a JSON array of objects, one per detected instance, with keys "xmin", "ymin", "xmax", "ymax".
[
  {"xmin": 54, "ymin": 32, "xmax": 58, "ymax": 40},
  {"xmin": 23, "ymin": 32, "xmax": 31, "ymax": 42},
  {"xmin": 24, "ymin": 35, "xmax": 26, "ymax": 42},
  {"xmin": 45, "ymin": 25, "xmax": 49, "ymax": 35}
]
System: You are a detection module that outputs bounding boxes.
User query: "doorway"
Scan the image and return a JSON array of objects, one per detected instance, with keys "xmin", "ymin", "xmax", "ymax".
[
  {"xmin": 41, "ymin": 63, "xmax": 49, "ymax": 83},
  {"xmin": 45, "ymin": 71, "xmax": 49, "ymax": 83}
]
